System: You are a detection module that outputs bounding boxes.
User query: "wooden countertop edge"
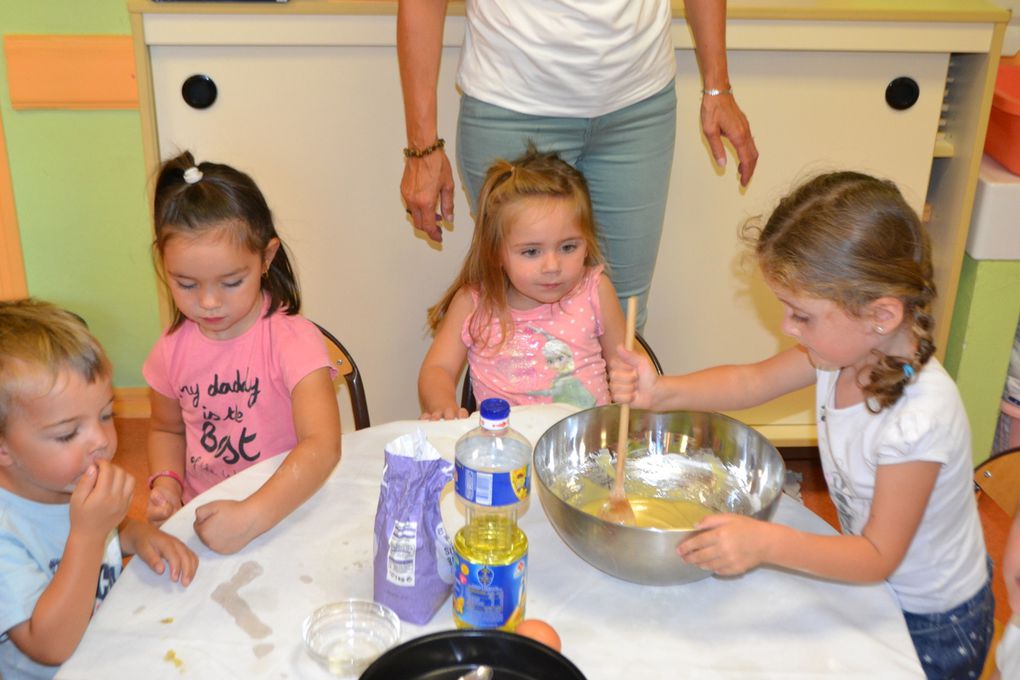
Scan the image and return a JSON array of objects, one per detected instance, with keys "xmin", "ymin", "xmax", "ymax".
[{"xmin": 126, "ymin": 0, "xmax": 1009, "ymax": 24}]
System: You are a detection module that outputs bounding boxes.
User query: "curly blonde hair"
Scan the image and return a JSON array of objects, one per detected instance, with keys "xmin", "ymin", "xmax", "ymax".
[{"xmin": 750, "ymin": 171, "xmax": 935, "ymax": 412}]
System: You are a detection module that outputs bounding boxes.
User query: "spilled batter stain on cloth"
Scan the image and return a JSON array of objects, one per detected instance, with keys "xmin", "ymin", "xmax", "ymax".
[
  {"xmin": 253, "ymin": 642, "xmax": 274, "ymax": 658},
  {"xmin": 299, "ymin": 575, "xmax": 313, "ymax": 584},
  {"xmin": 211, "ymin": 561, "xmax": 272, "ymax": 639},
  {"xmin": 164, "ymin": 649, "xmax": 184, "ymax": 671}
]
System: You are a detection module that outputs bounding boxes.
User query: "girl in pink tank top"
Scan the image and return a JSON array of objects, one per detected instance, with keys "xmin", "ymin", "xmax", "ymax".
[{"xmin": 418, "ymin": 146, "xmax": 626, "ymax": 420}]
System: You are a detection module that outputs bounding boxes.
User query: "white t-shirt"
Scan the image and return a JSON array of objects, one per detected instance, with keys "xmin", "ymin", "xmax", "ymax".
[
  {"xmin": 815, "ymin": 359, "xmax": 987, "ymax": 614},
  {"xmin": 457, "ymin": 0, "xmax": 676, "ymax": 117}
]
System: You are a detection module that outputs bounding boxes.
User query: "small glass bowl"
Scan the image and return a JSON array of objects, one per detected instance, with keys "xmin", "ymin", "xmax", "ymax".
[{"xmin": 302, "ymin": 599, "xmax": 401, "ymax": 677}]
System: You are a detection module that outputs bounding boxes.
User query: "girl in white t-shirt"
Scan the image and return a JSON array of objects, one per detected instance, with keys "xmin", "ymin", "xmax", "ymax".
[
  {"xmin": 610, "ymin": 171, "xmax": 992, "ymax": 679},
  {"xmin": 144, "ymin": 151, "xmax": 340, "ymax": 554}
]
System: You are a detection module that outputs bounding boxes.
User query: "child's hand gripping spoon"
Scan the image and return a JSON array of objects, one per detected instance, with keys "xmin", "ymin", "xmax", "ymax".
[{"xmin": 599, "ymin": 296, "xmax": 638, "ymax": 526}]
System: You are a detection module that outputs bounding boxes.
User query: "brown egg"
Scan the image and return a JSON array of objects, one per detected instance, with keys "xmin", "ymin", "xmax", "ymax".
[{"xmin": 514, "ymin": 618, "xmax": 561, "ymax": 652}]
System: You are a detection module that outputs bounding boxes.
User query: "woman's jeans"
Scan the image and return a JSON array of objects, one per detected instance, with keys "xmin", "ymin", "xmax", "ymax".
[{"xmin": 457, "ymin": 83, "xmax": 677, "ymax": 332}]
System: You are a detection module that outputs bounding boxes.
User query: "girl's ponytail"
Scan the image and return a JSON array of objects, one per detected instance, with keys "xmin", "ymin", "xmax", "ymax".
[
  {"xmin": 865, "ymin": 285, "xmax": 936, "ymax": 411},
  {"xmin": 152, "ymin": 151, "xmax": 300, "ymax": 331}
]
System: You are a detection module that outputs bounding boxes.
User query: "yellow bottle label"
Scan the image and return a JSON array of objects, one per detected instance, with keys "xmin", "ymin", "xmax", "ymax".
[{"xmin": 452, "ymin": 517, "xmax": 528, "ymax": 630}]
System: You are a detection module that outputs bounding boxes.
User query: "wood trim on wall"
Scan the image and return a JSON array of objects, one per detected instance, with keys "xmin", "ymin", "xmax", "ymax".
[
  {"xmin": 0, "ymin": 108, "xmax": 28, "ymax": 300},
  {"xmin": 114, "ymin": 387, "xmax": 150, "ymax": 419},
  {"xmin": 129, "ymin": 14, "xmax": 172, "ymax": 327},
  {"xmin": 4, "ymin": 35, "xmax": 138, "ymax": 110}
]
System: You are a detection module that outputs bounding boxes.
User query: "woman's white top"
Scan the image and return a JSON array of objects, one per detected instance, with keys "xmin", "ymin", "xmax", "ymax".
[
  {"xmin": 457, "ymin": 0, "xmax": 676, "ymax": 117},
  {"xmin": 815, "ymin": 359, "xmax": 987, "ymax": 614}
]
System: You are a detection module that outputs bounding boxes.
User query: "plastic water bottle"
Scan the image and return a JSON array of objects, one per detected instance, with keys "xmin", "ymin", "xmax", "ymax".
[{"xmin": 452, "ymin": 398, "xmax": 531, "ymax": 630}]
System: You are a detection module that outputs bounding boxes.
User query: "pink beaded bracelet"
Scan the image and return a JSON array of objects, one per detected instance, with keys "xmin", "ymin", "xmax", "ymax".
[{"xmin": 147, "ymin": 470, "xmax": 184, "ymax": 491}]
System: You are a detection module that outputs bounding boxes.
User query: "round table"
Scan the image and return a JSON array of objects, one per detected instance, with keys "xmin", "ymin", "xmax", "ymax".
[{"xmin": 57, "ymin": 404, "xmax": 924, "ymax": 679}]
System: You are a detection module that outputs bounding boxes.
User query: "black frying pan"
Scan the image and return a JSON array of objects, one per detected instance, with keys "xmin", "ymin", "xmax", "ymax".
[{"xmin": 359, "ymin": 629, "xmax": 587, "ymax": 680}]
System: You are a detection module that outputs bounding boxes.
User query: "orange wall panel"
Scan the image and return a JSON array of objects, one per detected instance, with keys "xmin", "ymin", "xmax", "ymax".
[
  {"xmin": 0, "ymin": 107, "xmax": 27, "ymax": 300},
  {"xmin": 4, "ymin": 35, "xmax": 138, "ymax": 110}
]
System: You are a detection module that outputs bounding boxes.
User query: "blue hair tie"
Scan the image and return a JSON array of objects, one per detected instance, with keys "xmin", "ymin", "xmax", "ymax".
[{"xmin": 902, "ymin": 364, "xmax": 916, "ymax": 380}]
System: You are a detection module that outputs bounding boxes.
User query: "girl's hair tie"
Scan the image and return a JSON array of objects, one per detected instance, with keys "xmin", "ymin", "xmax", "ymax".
[
  {"xmin": 902, "ymin": 363, "xmax": 916, "ymax": 380},
  {"xmin": 183, "ymin": 166, "xmax": 203, "ymax": 184}
]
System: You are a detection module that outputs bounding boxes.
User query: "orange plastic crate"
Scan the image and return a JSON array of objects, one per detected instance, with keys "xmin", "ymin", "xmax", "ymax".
[{"xmin": 985, "ymin": 63, "xmax": 1020, "ymax": 176}]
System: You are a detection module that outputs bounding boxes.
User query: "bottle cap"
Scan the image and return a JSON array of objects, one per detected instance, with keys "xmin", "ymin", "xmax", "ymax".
[{"xmin": 479, "ymin": 398, "xmax": 510, "ymax": 421}]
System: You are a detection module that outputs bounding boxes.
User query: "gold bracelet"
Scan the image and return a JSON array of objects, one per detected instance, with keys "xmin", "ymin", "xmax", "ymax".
[
  {"xmin": 403, "ymin": 138, "xmax": 446, "ymax": 158},
  {"xmin": 702, "ymin": 88, "xmax": 733, "ymax": 96}
]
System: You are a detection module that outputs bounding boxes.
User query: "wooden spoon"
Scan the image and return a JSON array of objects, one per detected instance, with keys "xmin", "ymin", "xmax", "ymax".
[{"xmin": 599, "ymin": 296, "xmax": 638, "ymax": 526}]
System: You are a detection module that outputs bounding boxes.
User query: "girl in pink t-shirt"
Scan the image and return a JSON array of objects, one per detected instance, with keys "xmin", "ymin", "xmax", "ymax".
[
  {"xmin": 143, "ymin": 151, "xmax": 340, "ymax": 554},
  {"xmin": 418, "ymin": 147, "xmax": 625, "ymax": 420}
]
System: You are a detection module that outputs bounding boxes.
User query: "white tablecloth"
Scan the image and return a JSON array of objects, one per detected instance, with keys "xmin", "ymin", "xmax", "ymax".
[{"xmin": 57, "ymin": 404, "xmax": 924, "ymax": 679}]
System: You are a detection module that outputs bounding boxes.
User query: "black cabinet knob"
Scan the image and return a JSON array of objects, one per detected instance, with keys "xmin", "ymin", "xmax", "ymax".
[
  {"xmin": 885, "ymin": 76, "xmax": 919, "ymax": 111},
  {"xmin": 181, "ymin": 74, "xmax": 218, "ymax": 110}
]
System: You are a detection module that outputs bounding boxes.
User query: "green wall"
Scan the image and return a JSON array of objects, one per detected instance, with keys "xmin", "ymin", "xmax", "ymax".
[
  {"xmin": 0, "ymin": 0, "xmax": 161, "ymax": 387},
  {"xmin": 945, "ymin": 255, "xmax": 1020, "ymax": 463}
]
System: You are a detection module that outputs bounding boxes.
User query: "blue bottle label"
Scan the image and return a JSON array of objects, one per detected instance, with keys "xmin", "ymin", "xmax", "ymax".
[
  {"xmin": 454, "ymin": 461, "xmax": 530, "ymax": 506},
  {"xmin": 453, "ymin": 553, "xmax": 527, "ymax": 629}
]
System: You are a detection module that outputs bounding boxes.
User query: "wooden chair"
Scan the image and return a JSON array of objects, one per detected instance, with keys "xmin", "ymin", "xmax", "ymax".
[
  {"xmin": 974, "ymin": 445, "xmax": 1020, "ymax": 517},
  {"xmin": 459, "ymin": 331, "xmax": 664, "ymax": 414},
  {"xmin": 314, "ymin": 322, "xmax": 370, "ymax": 431},
  {"xmin": 973, "ymin": 446, "xmax": 1020, "ymax": 680}
]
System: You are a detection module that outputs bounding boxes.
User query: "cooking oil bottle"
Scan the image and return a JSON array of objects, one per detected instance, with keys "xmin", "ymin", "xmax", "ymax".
[{"xmin": 452, "ymin": 398, "xmax": 531, "ymax": 630}]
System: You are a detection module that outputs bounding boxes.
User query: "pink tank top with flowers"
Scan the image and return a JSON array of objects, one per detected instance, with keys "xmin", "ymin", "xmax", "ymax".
[{"xmin": 461, "ymin": 265, "xmax": 610, "ymax": 409}]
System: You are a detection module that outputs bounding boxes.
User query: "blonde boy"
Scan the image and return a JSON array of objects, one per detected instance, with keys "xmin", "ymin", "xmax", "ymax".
[{"xmin": 0, "ymin": 299, "xmax": 197, "ymax": 679}]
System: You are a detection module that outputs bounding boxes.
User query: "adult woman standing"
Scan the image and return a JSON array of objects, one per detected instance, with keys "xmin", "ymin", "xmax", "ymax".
[{"xmin": 398, "ymin": 0, "xmax": 758, "ymax": 330}]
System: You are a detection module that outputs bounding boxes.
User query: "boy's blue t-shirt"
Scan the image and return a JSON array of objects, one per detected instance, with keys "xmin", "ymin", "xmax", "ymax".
[{"xmin": 0, "ymin": 486, "xmax": 122, "ymax": 680}]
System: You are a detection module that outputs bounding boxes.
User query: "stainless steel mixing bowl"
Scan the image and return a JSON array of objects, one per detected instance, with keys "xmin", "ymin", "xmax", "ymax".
[{"xmin": 533, "ymin": 406, "xmax": 785, "ymax": 585}]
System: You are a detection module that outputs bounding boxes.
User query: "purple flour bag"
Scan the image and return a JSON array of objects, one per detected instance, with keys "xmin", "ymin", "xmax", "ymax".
[{"xmin": 373, "ymin": 430, "xmax": 456, "ymax": 624}]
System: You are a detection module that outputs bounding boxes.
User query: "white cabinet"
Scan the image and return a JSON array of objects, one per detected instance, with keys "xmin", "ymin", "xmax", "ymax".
[
  {"xmin": 143, "ymin": 21, "xmax": 474, "ymax": 433},
  {"xmin": 131, "ymin": 3, "xmax": 1005, "ymax": 440},
  {"xmin": 659, "ymin": 49, "xmax": 949, "ymax": 441}
]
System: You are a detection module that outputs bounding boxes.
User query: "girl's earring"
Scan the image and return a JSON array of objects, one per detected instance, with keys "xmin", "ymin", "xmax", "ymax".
[{"xmin": 874, "ymin": 325, "xmax": 885, "ymax": 335}]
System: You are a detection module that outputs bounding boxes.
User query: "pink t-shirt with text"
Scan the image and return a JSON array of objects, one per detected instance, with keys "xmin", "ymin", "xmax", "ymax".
[
  {"xmin": 143, "ymin": 304, "xmax": 330, "ymax": 502},
  {"xmin": 462, "ymin": 265, "xmax": 610, "ymax": 409}
]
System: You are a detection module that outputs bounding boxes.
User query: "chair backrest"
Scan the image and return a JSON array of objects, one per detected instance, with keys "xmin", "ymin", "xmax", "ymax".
[
  {"xmin": 974, "ymin": 446, "xmax": 1020, "ymax": 517},
  {"xmin": 635, "ymin": 332, "xmax": 664, "ymax": 376},
  {"xmin": 314, "ymin": 322, "xmax": 371, "ymax": 431},
  {"xmin": 459, "ymin": 331, "xmax": 664, "ymax": 414}
]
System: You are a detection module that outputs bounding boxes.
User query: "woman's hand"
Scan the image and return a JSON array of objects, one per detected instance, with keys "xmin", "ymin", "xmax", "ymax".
[
  {"xmin": 120, "ymin": 519, "xmax": 198, "ymax": 586},
  {"xmin": 676, "ymin": 514, "xmax": 775, "ymax": 576},
  {"xmin": 401, "ymin": 151, "xmax": 455, "ymax": 243},
  {"xmin": 608, "ymin": 346, "xmax": 657, "ymax": 409},
  {"xmin": 193, "ymin": 499, "xmax": 261, "ymax": 554},
  {"xmin": 146, "ymin": 481, "xmax": 183, "ymax": 526},
  {"xmin": 700, "ymin": 92, "xmax": 758, "ymax": 187},
  {"xmin": 70, "ymin": 461, "xmax": 133, "ymax": 542}
]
